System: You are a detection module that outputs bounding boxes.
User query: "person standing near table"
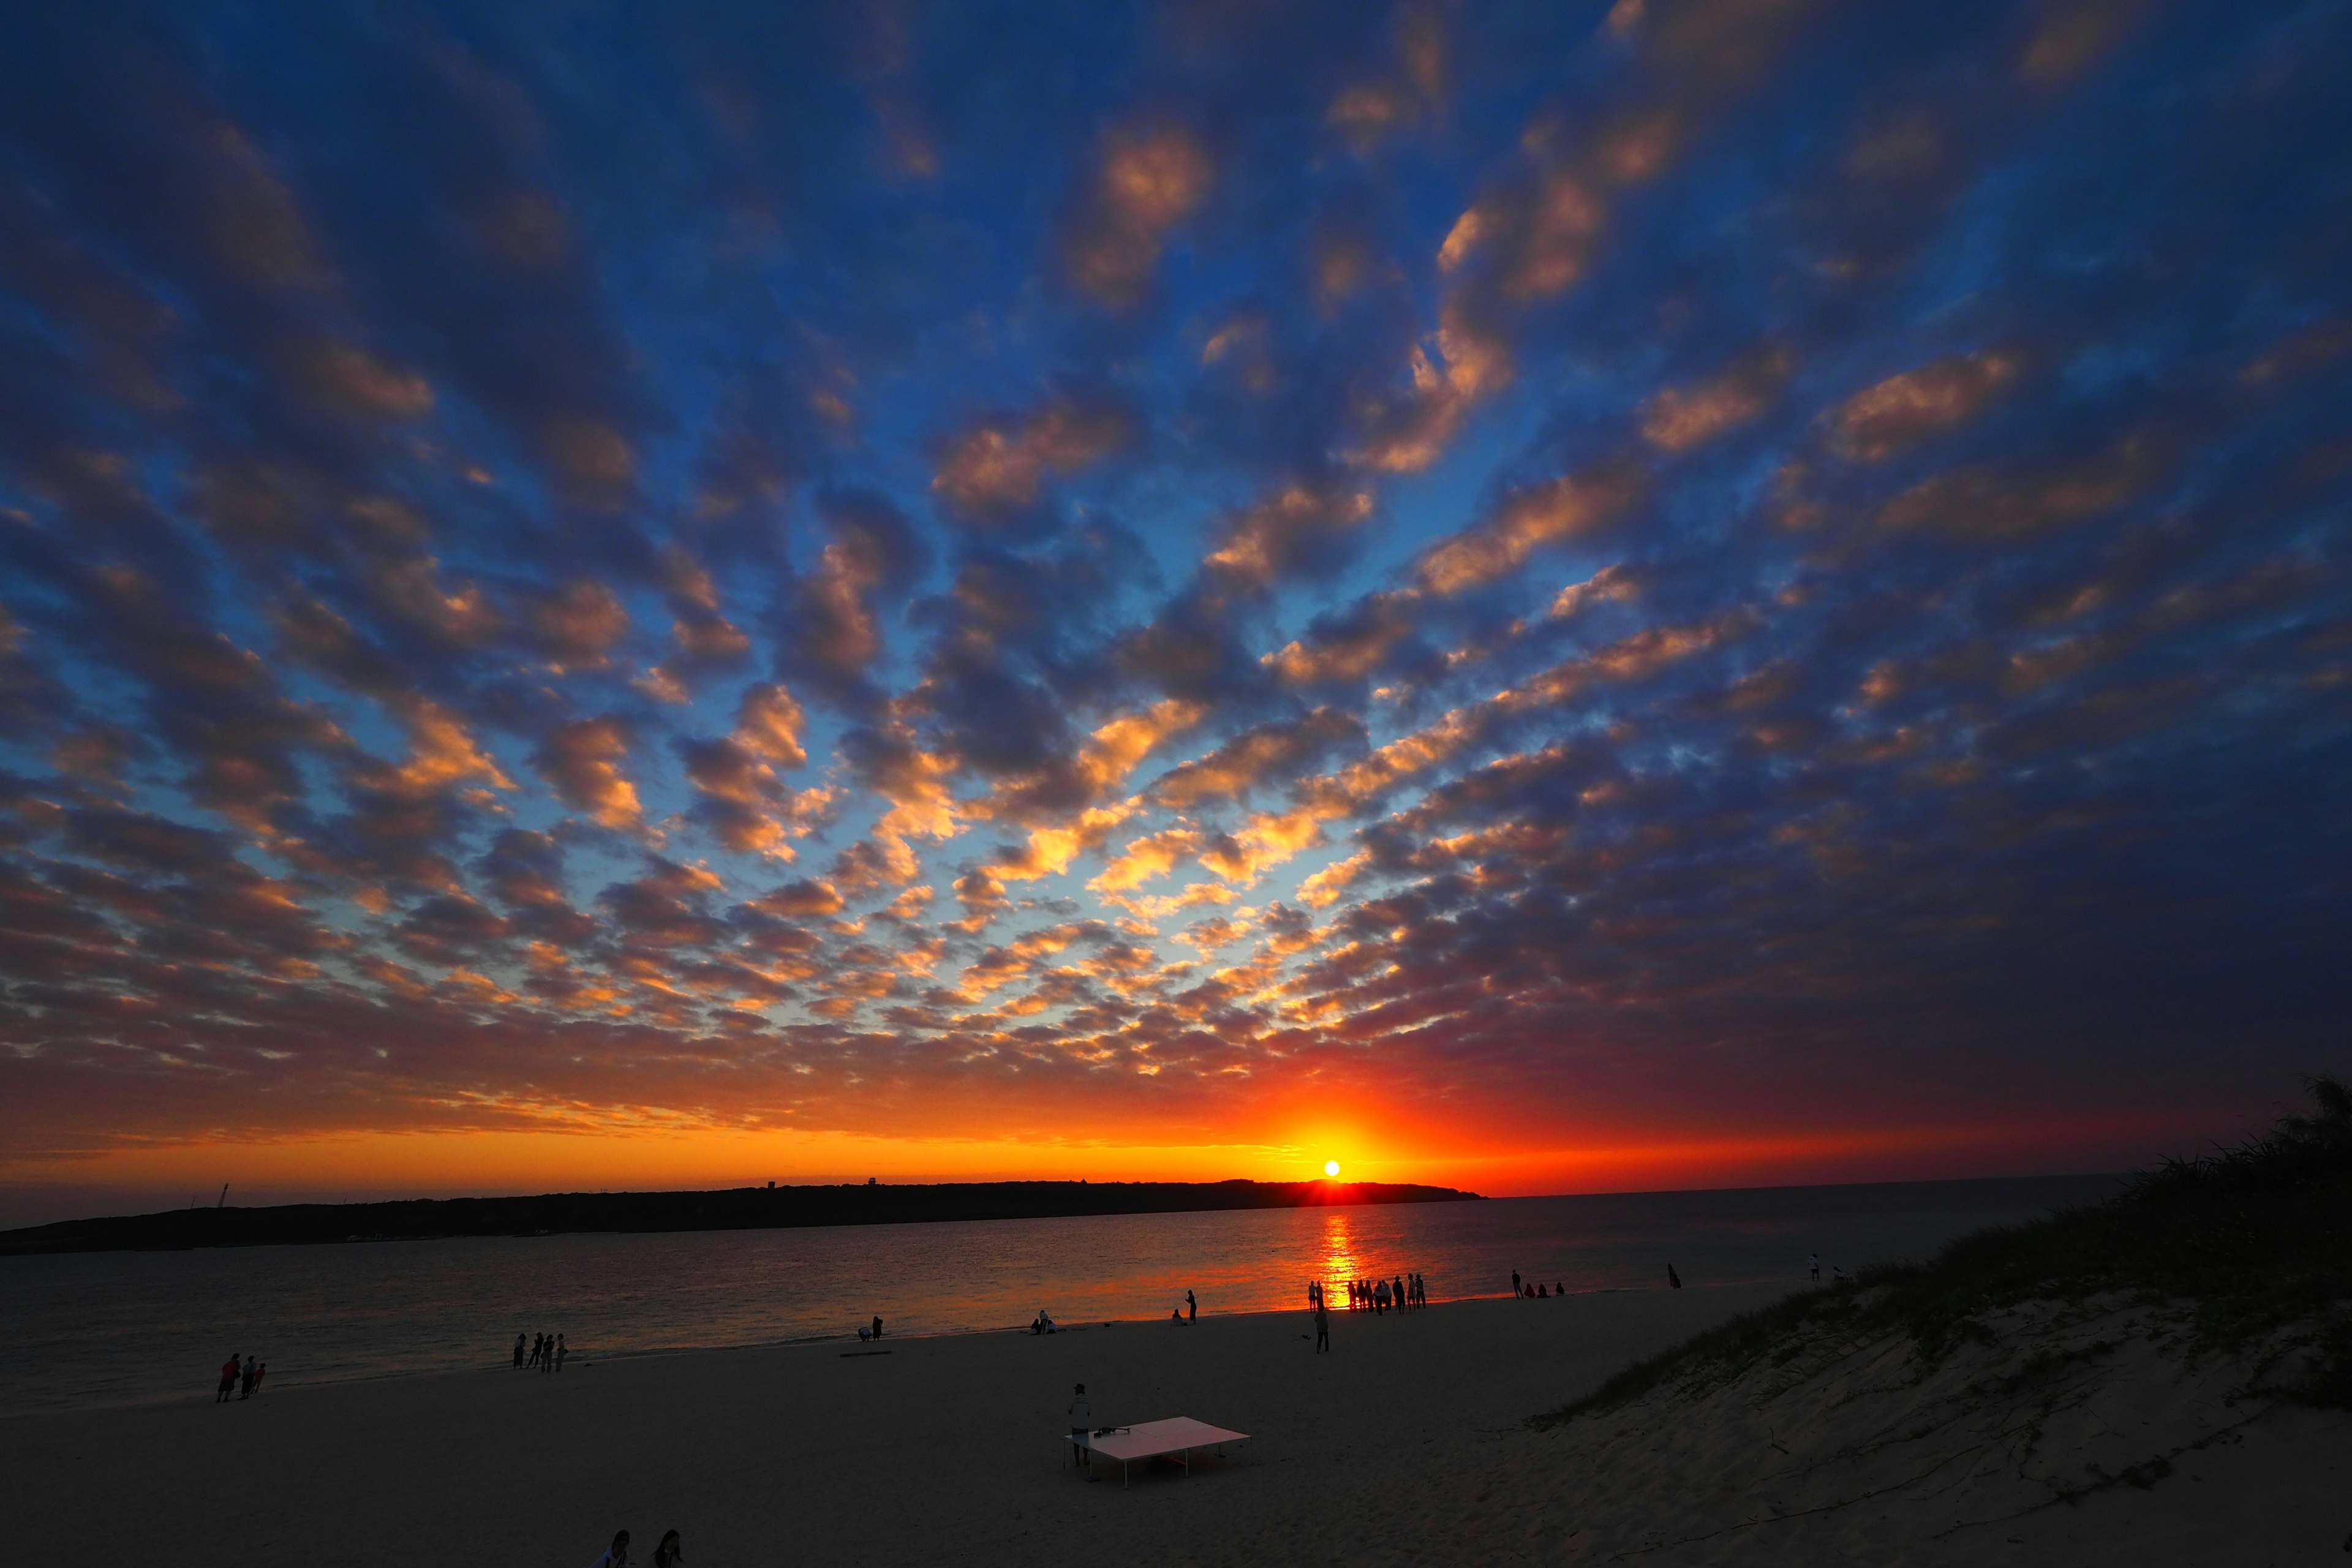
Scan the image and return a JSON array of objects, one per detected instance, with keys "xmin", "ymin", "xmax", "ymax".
[{"xmin": 1066, "ymin": 1383, "xmax": 1092, "ymax": 1466}]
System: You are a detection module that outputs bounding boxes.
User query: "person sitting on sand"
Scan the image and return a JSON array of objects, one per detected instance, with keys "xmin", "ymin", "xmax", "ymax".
[
  {"xmin": 216, "ymin": 1352, "xmax": 240, "ymax": 1403},
  {"xmin": 1667, "ymin": 1264, "xmax": 1683, "ymax": 1289},
  {"xmin": 593, "ymin": 1528, "xmax": 630, "ymax": 1567},
  {"xmin": 652, "ymin": 1529, "xmax": 682, "ymax": 1567},
  {"xmin": 1555, "ymin": 1281, "xmax": 1564, "ymax": 1297},
  {"xmin": 1171, "ymin": 1307, "xmax": 1183, "ymax": 1322},
  {"xmin": 858, "ymin": 1325, "xmax": 870, "ymax": 1341}
]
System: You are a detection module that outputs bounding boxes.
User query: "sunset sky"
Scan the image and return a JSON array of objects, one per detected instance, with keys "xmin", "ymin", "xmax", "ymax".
[{"xmin": 2, "ymin": 0, "xmax": 2347, "ymax": 1224}]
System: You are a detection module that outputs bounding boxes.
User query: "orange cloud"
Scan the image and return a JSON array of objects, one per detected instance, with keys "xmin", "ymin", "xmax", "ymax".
[
  {"xmin": 532, "ymin": 716, "xmax": 643, "ymax": 829},
  {"xmin": 1415, "ymin": 464, "xmax": 1643, "ymax": 595},
  {"xmin": 932, "ymin": 399, "xmax": 1129, "ymax": 518},
  {"xmin": 1638, "ymin": 345, "xmax": 1792, "ymax": 451},
  {"xmin": 1065, "ymin": 124, "xmax": 1212, "ymax": 307},
  {"xmin": 1828, "ymin": 350, "xmax": 2020, "ymax": 461}
]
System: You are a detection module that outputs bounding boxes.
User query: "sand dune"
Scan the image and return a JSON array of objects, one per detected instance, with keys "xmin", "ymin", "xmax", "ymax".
[{"xmin": 7, "ymin": 1286, "xmax": 2342, "ymax": 1564}]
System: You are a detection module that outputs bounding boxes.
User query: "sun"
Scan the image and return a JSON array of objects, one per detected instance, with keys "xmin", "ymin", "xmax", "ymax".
[{"xmin": 1324, "ymin": 1159, "xmax": 1341, "ymax": 1178}]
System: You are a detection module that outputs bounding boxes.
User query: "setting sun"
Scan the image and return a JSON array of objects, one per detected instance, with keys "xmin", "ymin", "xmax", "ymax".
[{"xmin": 1324, "ymin": 1160, "xmax": 1341, "ymax": 1178}]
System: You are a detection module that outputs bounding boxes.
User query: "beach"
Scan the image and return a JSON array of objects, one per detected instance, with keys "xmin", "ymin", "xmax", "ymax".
[{"xmin": 9, "ymin": 1284, "xmax": 2343, "ymax": 1564}]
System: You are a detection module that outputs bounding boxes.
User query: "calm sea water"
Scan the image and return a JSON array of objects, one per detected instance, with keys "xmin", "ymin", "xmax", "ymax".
[{"xmin": 0, "ymin": 1174, "xmax": 2114, "ymax": 1416}]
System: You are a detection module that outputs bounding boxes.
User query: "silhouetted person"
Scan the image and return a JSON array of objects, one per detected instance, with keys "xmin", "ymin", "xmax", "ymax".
[
  {"xmin": 652, "ymin": 1529, "xmax": 683, "ymax": 1568},
  {"xmin": 594, "ymin": 1528, "xmax": 630, "ymax": 1567},
  {"xmin": 1186, "ymin": 1289, "xmax": 1196, "ymax": 1322},
  {"xmin": 1510, "ymin": 1270, "xmax": 1521, "ymax": 1297},
  {"xmin": 1068, "ymin": 1383, "xmax": 1091, "ymax": 1465},
  {"xmin": 252, "ymin": 1362, "xmax": 266, "ymax": 1396},
  {"xmin": 1667, "ymin": 1264, "xmax": 1682, "ymax": 1289},
  {"xmin": 1392, "ymin": 1275, "xmax": 1404, "ymax": 1313},
  {"xmin": 1555, "ymin": 1281, "xmax": 1564, "ymax": 1297},
  {"xmin": 1314, "ymin": 1295, "xmax": 1330, "ymax": 1353},
  {"xmin": 216, "ymin": 1353, "xmax": 240, "ymax": 1403},
  {"xmin": 556, "ymin": 1333, "xmax": 568, "ymax": 1372},
  {"xmin": 527, "ymin": 1333, "xmax": 543, "ymax": 1370},
  {"xmin": 872, "ymin": 1315, "xmax": 883, "ymax": 1341},
  {"xmin": 514, "ymin": 1333, "xmax": 527, "ymax": 1370},
  {"xmin": 541, "ymin": 1330, "xmax": 555, "ymax": 1371},
  {"xmin": 239, "ymin": 1355, "xmax": 257, "ymax": 1398},
  {"xmin": 1809, "ymin": 1252, "xmax": 1820, "ymax": 1283}
]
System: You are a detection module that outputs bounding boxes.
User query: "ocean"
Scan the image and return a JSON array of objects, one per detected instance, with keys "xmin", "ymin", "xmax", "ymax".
[{"xmin": 0, "ymin": 1172, "xmax": 2116, "ymax": 1416}]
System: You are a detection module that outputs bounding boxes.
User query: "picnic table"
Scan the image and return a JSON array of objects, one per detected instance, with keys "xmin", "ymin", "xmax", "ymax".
[{"xmin": 1071, "ymin": 1416, "xmax": 1249, "ymax": 1487}]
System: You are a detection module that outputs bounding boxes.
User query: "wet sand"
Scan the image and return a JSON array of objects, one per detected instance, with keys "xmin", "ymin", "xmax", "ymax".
[{"xmin": 7, "ymin": 1284, "xmax": 2340, "ymax": 1564}]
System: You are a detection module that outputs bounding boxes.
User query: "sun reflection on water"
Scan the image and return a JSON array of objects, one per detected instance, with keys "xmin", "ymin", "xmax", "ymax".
[{"xmin": 1317, "ymin": 1210, "xmax": 1359, "ymax": 1298}]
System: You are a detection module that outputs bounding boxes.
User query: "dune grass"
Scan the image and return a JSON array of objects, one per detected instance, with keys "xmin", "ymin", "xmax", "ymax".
[{"xmin": 1537, "ymin": 1076, "xmax": 2352, "ymax": 1426}]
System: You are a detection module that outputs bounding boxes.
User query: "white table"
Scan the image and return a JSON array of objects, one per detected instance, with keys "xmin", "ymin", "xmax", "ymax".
[{"xmin": 1071, "ymin": 1416, "xmax": 1250, "ymax": 1487}]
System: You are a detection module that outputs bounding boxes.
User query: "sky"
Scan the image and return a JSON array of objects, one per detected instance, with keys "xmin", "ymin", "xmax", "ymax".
[{"xmin": 1, "ymin": 0, "xmax": 2348, "ymax": 1224}]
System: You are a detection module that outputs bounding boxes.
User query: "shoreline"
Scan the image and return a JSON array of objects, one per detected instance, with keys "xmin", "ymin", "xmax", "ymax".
[{"xmin": 0, "ymin": 1287, "xmax": 1598, "ymax": 1421}]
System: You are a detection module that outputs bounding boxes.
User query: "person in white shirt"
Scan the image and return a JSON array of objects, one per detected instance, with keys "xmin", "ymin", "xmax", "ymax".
[{"xmin": 1066, "ymin": 1382, "xmax": 1092, "ymax": 1468}]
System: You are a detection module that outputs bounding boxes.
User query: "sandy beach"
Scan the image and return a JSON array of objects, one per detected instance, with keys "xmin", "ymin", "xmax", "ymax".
[{"xmin": 8, "ymin": 1283, "xmax": 2344, "ymax": 1565}]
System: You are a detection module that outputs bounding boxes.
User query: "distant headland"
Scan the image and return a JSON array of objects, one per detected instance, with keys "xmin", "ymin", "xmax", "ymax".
[{"xmin": 0, "ymin": 1178, "xmax": 1484, "ymax": 1255}]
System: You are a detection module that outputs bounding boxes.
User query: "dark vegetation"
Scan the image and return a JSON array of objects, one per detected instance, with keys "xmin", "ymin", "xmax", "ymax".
[
  {"xmin": 0, "ymin": 1177, "xmax": 1480, "ymax": 1256},
  {"xmin": 1539, "ymin": 1077, "xmax": 2352, "ymax": 1425}
]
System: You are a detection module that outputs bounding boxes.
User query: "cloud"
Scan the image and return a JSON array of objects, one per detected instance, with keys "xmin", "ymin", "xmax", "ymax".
[
  {"xmin": 1827, "ymin": 351, "xmax": 2021, "ymax": 462},
  {"xmin": 1638, "ymin": 344, "xmax": 1793, "ymax": 451},
  {"xmin": 1877, "ymin": 434, "xmax": 2161, "ymax": 541},
  {"xmin": 1063, "ymin": 124, "xmax": 1213, "ymax": 308},
  {"xmin": 932, "ymin": 400, "xmax": 1129, "ymax": 523},
  {"xmin": 530, "ymin": 717, "xmax": 643, "ymax": 830},
  {"xmin": 1415, "ymin": 463, "xmax": 1645, "ymax": 595}
]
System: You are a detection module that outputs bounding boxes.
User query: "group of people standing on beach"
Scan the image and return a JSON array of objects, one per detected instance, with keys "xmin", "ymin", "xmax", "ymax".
[
  {"xmin": 516, "ymin": 1331, "xmax": 568, "ymax": 1371},
  {"xmin": 590, "ymin": 1527, "xmax": 682, "ymax": 1567},
  {"xmin": 1313, "ymin": 1272, "xmax": 1424, "ymax": 1316},
  {"xmin": 213, "ymin": 1352, "xmax": 265, "ymax": 1401}
]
